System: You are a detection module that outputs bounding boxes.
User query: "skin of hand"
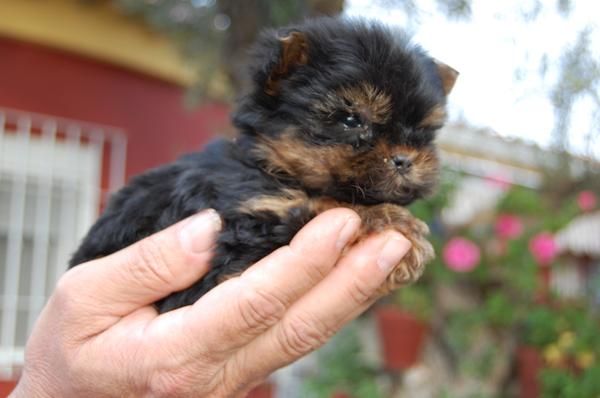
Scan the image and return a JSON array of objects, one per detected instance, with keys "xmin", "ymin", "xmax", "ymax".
[{"xmin": 10, "ymin": 208, "xmax": 411, "ymax": 398}]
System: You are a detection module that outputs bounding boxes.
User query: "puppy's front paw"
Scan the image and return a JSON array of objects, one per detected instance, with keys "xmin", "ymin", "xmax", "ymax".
[{"xmin": 358, "ymin": 204, "xmax": 434, "ymax": 293}]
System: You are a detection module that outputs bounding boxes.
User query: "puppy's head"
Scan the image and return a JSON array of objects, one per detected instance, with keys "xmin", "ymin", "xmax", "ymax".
[{"xmin": 234, "ymin": 18, "xmax": 458, "ymax": 206}]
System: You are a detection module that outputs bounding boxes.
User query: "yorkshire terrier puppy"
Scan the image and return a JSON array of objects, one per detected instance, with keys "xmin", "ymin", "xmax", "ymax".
[{"xmin": 70, "ymin": 18, "xmax": 458, "ymax": 313}]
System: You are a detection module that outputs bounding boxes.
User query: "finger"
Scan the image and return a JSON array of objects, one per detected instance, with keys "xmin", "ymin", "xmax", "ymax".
[
  {"xmin": 57, "ymin": 209, "xmax": 222, "ymax": 318},
  {"xmin": 151, "ymin": 208, "xmax": 361, "ymax": 356},
  {"xmin": 233, "ymin": 231, "xmax": 411, "ymax": 380}
]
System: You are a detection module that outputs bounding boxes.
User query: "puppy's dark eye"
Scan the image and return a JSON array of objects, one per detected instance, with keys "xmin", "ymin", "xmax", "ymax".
[{"xmin": 341, "ymin": 113, "xmax": 362, "ymax": 129}]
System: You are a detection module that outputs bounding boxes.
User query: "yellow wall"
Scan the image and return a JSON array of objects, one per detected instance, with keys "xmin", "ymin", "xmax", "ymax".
[{"xmin": 0, "ymin": 0, "xmax": 195, "ymax": 85}]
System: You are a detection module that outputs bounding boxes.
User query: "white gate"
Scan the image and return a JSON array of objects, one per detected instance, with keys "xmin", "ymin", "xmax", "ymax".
[{"xmin": 0, "ymin": 107, "xmax": 126, "ymax": 379}]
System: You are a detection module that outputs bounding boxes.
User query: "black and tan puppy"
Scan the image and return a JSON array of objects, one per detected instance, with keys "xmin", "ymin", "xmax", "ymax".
[{"xmin": 70, "ymin": 18, "xmax": 458, "ymax": 313}]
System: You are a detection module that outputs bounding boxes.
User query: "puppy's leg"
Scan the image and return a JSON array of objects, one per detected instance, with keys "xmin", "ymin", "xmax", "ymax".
[
  {"xmin": 354, "ymin": 203, "xmax": 434, "ymax": 293},
  {"xmin": 239, "ymin": 193, "xmax": 433, "ymax": 296},
  {"xmin": 311, "ymin": 200, "xmax": 434, "ymax": 294}
]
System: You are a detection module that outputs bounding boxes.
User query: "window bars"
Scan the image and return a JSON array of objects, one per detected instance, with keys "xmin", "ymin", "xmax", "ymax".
[{"xmin": 0, "ymin": 107, "xmax": 126, "ymax": 379}]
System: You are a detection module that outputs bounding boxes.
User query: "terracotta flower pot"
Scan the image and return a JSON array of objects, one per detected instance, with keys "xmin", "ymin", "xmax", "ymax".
[
  {"xmin": 517, "ymin": 346, "xmax": 543, "ymax": 398},
  {"xmin": 375, "ymin": 306, "xmax": 429, "ymax": 371},
  {"xmin": 0, "ymin": 380, "xmax": 18, "ymax": 398},
  {"xmin": 245, "ymin": 382, "xmax": 274, "ymax": 398},
  {"xmin": 331, "ymin": 392, "xmax": 352, "ymax": 398}
]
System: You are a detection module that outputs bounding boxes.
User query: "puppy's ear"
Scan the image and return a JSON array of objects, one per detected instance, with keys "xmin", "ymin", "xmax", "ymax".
[
  {"xmin": 264, "ymin": 31, "xmax": 309, "ymax": 95},
  {"xmin": 434, "ymin": 60, "xmax": 459, "ymax": 95}
]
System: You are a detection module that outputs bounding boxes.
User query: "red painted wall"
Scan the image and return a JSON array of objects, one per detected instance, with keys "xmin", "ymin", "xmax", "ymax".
[{"xmin": 0, "ymin": 36, "xmax": 230, "ymax": 179}]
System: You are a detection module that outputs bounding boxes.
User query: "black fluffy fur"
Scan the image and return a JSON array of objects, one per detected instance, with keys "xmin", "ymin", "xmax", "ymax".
[
  {"xmin": 70, "ymin": 18, "xmax": 448, "ymax": 313},
  {"xmin": 70, "ymin": 140, "xmax": 312, "ymax": 311}
]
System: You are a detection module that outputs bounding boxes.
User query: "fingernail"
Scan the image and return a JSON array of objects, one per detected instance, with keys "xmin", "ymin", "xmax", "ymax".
[
  {"xmin": 377, "ymin": 233, "xmax": 411, "ymax": 274},
  {"xmin": 179, "ymin": 209, "xmax": 222, "ymax": 253},
  {"xmin": 336, "ymin": 216, "xmax": 361, "ymax": 250}
]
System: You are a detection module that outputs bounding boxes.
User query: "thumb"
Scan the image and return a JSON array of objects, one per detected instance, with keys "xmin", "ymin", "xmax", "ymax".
[{"xmin": 59, "ymin": 209, "xmax": 221, "ymax": 317}]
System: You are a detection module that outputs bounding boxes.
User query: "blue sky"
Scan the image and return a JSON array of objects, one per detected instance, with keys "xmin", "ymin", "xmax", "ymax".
[{"xmin": 345, "ymin": 0, "xmax": 600, "ymax": 158}]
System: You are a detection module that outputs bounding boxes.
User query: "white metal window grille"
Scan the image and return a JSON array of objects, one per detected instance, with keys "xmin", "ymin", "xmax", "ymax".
[{"xmin": 0, "ymin": 107, "xmax": 127, "ymax": 379}]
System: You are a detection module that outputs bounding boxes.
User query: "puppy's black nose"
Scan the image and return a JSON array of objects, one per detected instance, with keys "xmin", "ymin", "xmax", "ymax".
[{"xmin": 392, "ymin": 155, "xmax": 412, "ymax": 172}]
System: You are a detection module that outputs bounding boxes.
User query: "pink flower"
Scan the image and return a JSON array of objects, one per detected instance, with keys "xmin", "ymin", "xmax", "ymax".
[
  {"xmin": 529, "ymin": 232, "xmax": 558, "ymax": 266},
  {"xmin": 577, "ymin": 191, "xmax": 597, "ymax": 212},
  {"xmin": 443, "ymin": 237, "xmax": 481, "ymax": 272},
  {"xmin": 495, "ymin": 214, "xmax": 524, "ymax": 240}
]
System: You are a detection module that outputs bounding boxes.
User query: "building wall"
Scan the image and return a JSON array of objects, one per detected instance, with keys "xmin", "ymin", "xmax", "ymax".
[
  {"xmin": 0, "ymin": 36, "xmax": 230, "ymax": 182},
  {"xmin": 0, "ymin": 0, "xmax": 196, "ymax": 85}
]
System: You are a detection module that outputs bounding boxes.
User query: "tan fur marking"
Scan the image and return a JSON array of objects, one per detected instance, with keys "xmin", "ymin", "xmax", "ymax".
[
  {"xmin": 314, "ymin": 83, "xmax": 392, "ymax": 124},
  {"xmin": 254, "ymin": 133, "xmax": 439, "ymax": 204},
  {"xmin": 338, "ymin": 83, "xmax": 392, "ymax": 124},
  {"xmin": 252, "ymin": 132, "xmax": 354, "ymax": 189},
  {"xmin": 412, "ymin": 147, "xmax": 440, "ymax": 186},
  {"xmin": 435, "ymin": 60, "xmax": 459, "ymax": 96},
  {"xmin": 419, "ymin": 105, "xmax": 447, "ymax": 128},
  {"xmin": 279, "ymin": 32, "xmax": 309, "ymax": 68},
  {"xmin": 239, "ymin": 189, "xmax": 309, "ymax": 218},
  {"xmin": 266, "ymin": 32, "xmax": 309, "ymax": 95},
  {"xmin": 252, "ymin": 128, "xmax": 439, "ymax": 232}
]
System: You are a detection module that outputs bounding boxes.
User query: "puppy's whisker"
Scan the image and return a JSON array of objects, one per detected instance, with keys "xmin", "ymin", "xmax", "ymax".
[{"xmin": 352, "ymin": 184, "xmax": 367, "ymax": 200}]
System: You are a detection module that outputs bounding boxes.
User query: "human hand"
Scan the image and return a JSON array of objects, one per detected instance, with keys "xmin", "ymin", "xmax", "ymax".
[{"xmin": 11, "ymin": 208, "xmax": 411, "ymax": 398}]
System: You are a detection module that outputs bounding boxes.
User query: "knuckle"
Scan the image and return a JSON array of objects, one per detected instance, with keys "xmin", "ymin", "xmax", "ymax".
[
  {"xmin": 278, "ymin": 313, "xmax": 333, "ymax": 357},
  {"xmin": 53, "ymin": 273, "xmax": 75, "ymax": 302},
  {"xmin": 133, "ymin": 236, "xmax": 175, "ymax": 290},
  {"xmin": 51, "ymin": 270, "xmax": 82, "ymax": 310},
  {"xmin": 285, "ymin": 245, "xmax": 327, "ymax": 281},
  {"xmin": 346, "ymin": 278, "xmax": 374, "ymax": 306},
  {"xmin": 214, "ymin": 357, "xmax": 250, "ymax": 397},
  {"xmin": 238, "ymin": 288, "xmax": 287, "ymax": 332}
]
